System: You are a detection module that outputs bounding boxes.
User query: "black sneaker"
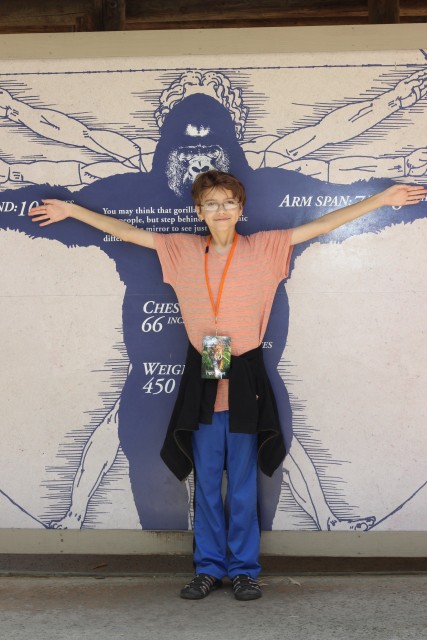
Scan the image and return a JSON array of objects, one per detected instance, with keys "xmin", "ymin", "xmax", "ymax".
[
  {"xmin": 232, "ymin": 574, "xmax": 262, "ymax": 601},
  {"xmin": 180, "ymin": 574, "xmax": 222, "ymax": 600}
]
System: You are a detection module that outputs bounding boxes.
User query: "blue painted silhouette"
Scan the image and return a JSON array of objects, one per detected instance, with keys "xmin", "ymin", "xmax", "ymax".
[{"xmin": 0, "ymin": 66, "xmax": 426, "ymax": 530}]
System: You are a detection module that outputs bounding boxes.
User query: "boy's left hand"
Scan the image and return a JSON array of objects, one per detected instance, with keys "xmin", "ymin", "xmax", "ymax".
[{"xmin": 380, "ymin": 184, "xmax": 426, "ymax": 207}]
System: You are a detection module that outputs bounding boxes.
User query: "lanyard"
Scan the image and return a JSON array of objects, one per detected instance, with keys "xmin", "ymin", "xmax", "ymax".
[{"xmin": 204, "ymin": 233, "xmax": 238, "ymax": 335}]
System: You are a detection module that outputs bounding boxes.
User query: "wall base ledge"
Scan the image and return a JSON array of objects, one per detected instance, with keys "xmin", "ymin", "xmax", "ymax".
[{"xmin": 1, "ymin": 553, "xmax": 427, "ymax": 577}]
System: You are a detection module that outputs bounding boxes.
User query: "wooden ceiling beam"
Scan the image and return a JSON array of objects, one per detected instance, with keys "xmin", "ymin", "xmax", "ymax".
[
  {"xmin": 102, "ymin": 0, "xmax": 126, "ymax": 30},
  {"xmin": 369, "ymin": 0, "xmax": 400, "ymax": 23},
  {"xmin": 126, "ymin": 0, "xmax": 426, "ymax": 27},
  {"xmin": 125, "ymin": 18, "xmax": 372, "ymax": 31},
  {"xmin": 400, "ymin": 0, "xmax": 427, "ymax": 16},
  {"xmin": 126, "ymin": 0, "xmax": 367, "ymax": 23},
  {"xmin": 0, "ymin": 0, "xmax": 102, "ymax": 31},
  {"xmin": 0, "ymin": 0, "xmax": 425, "ymax": 34}
]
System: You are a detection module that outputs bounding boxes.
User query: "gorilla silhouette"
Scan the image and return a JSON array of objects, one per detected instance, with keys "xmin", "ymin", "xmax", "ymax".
[{"xmin": 1, "ymin": 92, "xmax": 422, "ymax": 530}]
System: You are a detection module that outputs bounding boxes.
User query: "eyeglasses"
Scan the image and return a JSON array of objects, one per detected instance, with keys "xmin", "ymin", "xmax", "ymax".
[{"xmin": 199, "ymin": 199, "xmax": 240, "ymax": 213}]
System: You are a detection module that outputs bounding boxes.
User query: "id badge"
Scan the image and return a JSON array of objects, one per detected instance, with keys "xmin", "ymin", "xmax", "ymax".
[{"xmin": 201, "ymin": 336, "xmax": 231, "ymax": 380}]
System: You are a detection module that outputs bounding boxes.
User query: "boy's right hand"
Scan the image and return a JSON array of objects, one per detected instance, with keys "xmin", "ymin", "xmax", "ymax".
[{"xmin": 29, "ymin": 199, "xmax": 72, "ymax": 226}]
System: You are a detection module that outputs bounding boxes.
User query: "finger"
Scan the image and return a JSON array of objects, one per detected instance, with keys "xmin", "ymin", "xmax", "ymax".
[
  {"xmin": 408, "ymin": 190, "xmax": 427, "ymax": 197},
  {"xmin": 31, "ymin": 214, "xmax": 54, "ymax": 225},
  {"xmin": 406, "ymin": 195, "xmax": 426, "ymax": 203},
  {"xmin": 404, "ymin": 186, "xmax": 426, "ymax": 193},
  {"xmin": 29, "ymin": 203, "xmax": 53, "ymax": 213},
  {"xmin": 29, "ymin": 210, "xmax": 49, "ymax": 218},
  {"xmin": 406, "ymin": 192, "xmax": 427, "ymax": 199},
  {"xmin": 405, "ymin": 187, "xmax": 426, "ymax": 194}
]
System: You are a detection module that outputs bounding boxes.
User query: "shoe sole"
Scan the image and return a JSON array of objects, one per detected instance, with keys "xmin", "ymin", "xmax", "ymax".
[
  {"xmin": 234, "ymin": 590, "xmax": 262, "ymax": 601},
  {"xmin": 180, "ymin": 591, "xmax": 208, "ymax": 600}
]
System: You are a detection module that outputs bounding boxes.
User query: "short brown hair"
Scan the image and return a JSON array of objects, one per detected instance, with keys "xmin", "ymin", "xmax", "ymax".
[{"xmin": 191, "ymin": 170, "xmax": 246, "ymax": 205}]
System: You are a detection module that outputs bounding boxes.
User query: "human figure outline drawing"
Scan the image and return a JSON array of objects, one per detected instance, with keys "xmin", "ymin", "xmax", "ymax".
[{"xmin": 0, "ymin": 62, "xmax": 426, "ymax": 531}]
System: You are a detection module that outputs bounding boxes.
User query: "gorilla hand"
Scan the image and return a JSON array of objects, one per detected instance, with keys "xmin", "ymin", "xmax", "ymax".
[
  {"xmin": 390, "ymin": 69, "xmax": 427, "ymax": 109},
  {"xmin": 406, "ymin": 148, "xmax": 427, "ymax": 177}
]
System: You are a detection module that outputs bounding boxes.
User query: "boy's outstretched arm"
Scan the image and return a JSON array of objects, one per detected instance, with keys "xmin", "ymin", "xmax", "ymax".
[
  {"xmin": 290, "ymin": 184, "xmax": 427, "ymax": 246},
  {"xmin": 29, "ymin": 199, "xmax": 156, "ymax": 249}
]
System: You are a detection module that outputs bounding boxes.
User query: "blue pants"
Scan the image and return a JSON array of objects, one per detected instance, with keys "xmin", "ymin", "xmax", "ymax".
[{"xmin": 192, "ymin": 411, "xmax": 261, "ymax": 579}]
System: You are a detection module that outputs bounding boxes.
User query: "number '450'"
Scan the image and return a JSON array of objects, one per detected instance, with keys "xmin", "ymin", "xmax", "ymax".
[{"xmin": 142, "ymin": 377, "xmax": 176, "ymax": 394}]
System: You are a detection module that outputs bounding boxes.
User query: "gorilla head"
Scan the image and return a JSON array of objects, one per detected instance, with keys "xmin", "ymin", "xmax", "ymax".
[{"xmin": 152, "ymin": 94, "xmax": 248, "ymax": 196}]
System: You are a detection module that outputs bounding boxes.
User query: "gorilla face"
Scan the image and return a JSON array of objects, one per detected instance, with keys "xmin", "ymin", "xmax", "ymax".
[
  {"xmin": 152, "ymin": 94, "xmax": 248, "ymax": 196},
  {"xmin": 166, "ymin": 144, "xmax": 230, "ymax": 196}
]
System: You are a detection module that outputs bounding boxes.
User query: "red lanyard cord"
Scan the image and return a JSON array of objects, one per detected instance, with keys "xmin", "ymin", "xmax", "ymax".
[{"xmin": 204, "ymin": 233, "xmax": 238, "ymax": 331}]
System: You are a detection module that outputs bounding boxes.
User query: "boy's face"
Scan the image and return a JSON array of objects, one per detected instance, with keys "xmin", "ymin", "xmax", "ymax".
[{"xmin": 195, "ymin": 187, "xmax": 243, "ymax": 234}]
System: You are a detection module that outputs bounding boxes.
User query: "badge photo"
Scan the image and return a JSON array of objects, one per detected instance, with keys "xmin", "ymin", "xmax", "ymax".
[{"xmin": 201, "ymin": 336, "xmax": 232, "ymax": 380}]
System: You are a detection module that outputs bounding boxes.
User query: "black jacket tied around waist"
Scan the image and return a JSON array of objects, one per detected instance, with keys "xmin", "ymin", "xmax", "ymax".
[{"xmin": 160, "ymin": 342, "xmax": 286, "ymax": 480}]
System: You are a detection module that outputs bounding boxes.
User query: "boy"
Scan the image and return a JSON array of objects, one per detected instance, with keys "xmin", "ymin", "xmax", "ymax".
[{"xmin": 30, "ymin": 170, "xmax": 425, "ymax": 600}]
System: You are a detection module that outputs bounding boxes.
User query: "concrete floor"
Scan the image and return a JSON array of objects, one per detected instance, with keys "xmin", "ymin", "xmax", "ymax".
[{"xmin": 1, "ymin": 574, "xmax": 426, "ymax": 640}]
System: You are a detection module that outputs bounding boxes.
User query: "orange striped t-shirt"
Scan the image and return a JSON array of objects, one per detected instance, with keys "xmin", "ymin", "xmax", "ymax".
[{"xmin": 154, "ymin": 230, "xmax": 293, "ymax": 411}]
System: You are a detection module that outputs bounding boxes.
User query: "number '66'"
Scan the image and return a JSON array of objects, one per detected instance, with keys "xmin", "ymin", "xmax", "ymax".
[{"xmin": 141, "ymin": 315, "xmax": 165, "ymax": 333}]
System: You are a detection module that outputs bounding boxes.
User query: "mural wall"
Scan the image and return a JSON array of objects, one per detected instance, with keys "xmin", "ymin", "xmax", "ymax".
[{"xmin": 0, "ymin": 48, "xmax": 426, "ymax": 532}]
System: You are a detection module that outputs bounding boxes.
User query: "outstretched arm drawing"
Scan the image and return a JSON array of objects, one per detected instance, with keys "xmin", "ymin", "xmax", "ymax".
[
  {"xmin": 0, "ymin": 157, "xmax": 141, "ymax": 187},
  {"xmin": 0, "ymin": 88, "xmax": 143, "ymax": 168},
  {"xmin": 268, "ymin": 147, "xmax": 427, "ymax": 183},
  {"xmin": 260, "ymin": 69, "xmax": 427, "ymax": 165},
  {"xmin": 3, "ymin": 147, "xmax": 426, "ymax": 188}
]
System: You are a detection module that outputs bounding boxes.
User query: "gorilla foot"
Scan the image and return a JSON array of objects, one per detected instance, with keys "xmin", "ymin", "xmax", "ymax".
[{"xmin": 327, "ymin": 515, "xmax": 376, "ymax": 532}]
